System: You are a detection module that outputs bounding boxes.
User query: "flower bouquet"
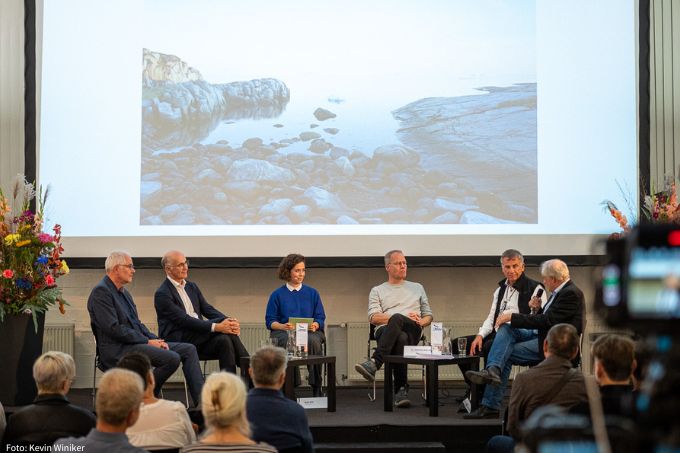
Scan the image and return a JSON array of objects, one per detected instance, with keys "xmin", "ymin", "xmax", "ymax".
[
  {"xmin": 604, "ymin": 176, "xmax": 680, "ymax": 236},
  {"xmin": 0, "ymin": 175, "xmax": 68, "ymax": 329}
]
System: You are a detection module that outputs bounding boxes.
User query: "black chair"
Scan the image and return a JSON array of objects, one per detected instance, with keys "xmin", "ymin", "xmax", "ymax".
[
  {"xmin": 366, "ymin": 324, "xmax": 427, "ymax": 401},
  {"xmin": 91, "ymin": 324, "xmax": 107, "ymax": 407}
]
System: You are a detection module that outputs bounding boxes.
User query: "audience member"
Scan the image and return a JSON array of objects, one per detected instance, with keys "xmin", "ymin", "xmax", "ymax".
[
  {"xmin": 266, "ymin": 253, "xmax": 327, "ymax": 396},
  {"xmin": 247, "ymin": 346, "xmax": 314, "ymax": 453},
  {"xmin": 453, "ymin": 249, "xmax": 545, "ymax": 406},
  {"xmin": 355, "ymin": 250, "xmax": 433, "ymax": 408},
  {"xmin": 486, "ymin": 324, "xmax": 587, "ymax": 453},
  {"xmin": 88, "ymin": 250, "xmax": 204, "ymax": 406},
  {"xmin": 2, "ymin": 351, "xmax": 95, "ymax": 447},
  {"xmin": 571, "ymin": 334, "xmax": 637, "ymax": 418},
  {"xmin": 465, "ymin": 259, "xmax": 584, "ymax": 419},
  {"xmin": 181, "ymin": 372, "xmax": 276, "ymax": 453},
  {"xmin": 117, "ymin": 352, "xmax": 197, "ymax": 449},
  {"xmin": 155, "ymin": 250, "xmax": 250, "ymax": 374},
  {"xmin": 54, "ymin": 368, "xmax": 145, "ymax": 452}
]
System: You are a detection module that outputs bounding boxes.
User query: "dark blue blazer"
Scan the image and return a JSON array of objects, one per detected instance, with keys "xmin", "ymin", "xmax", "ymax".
[
  {"xmin": 510, "ymin": 279, "xmax": 584, "ymax": 360},
  {"xmin": 154, "ymin": 278, "xmax": 227, "ymax": 344},
  {"xmin": 87, "ymin": 276, "xmax": 157, "ymax": 369}
]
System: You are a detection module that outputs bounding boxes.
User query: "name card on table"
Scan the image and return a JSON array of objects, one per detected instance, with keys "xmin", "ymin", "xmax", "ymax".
[
  {"xmin": 404, "ymin": 345, "xmax": 432, "ymax": 358},
  {"xmin": 296, "ymin": 323, "xmax": 308, "ymax": 351},
  {"xmin": 431, "ymin": 322, "xmax": 443, "ymax": 354}
]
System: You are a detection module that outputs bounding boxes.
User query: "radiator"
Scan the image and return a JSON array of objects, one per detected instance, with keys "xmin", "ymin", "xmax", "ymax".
[
  {"xmin": 44, "ymin": 323, "xmax": 75, "ymax": 356},
  {"xmin": 346, "ymin": 321, "xmax": 480, "ymax": 382}
]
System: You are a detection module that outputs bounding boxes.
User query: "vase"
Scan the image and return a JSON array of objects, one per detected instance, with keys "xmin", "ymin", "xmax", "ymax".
[{"xmin": 0, "ymin": 311, "xmax": 45, "ymax": 406}]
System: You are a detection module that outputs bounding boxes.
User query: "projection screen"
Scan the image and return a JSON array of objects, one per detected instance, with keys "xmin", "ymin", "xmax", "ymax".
[{"xmin": 36, "ymin": 0, "xmax": 640, "ymax": 258}]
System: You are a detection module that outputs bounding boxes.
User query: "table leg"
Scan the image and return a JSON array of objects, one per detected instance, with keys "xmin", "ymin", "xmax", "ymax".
[
  {"xmin": 327, "ymin": 361, "xmax": 336, "ymax": 412},
  {"xmin": 384, "ymin": 361, "xmax": 393, "ymax": 411},
  {"xmin": 427, "ymin": 364, "xmax": 439, "ymax": 416},
  {"xmin": 469, "ymin": 358, "xmax": 480, "ymax": 410},
  {"xmin": 284, "ymin": 364, "xmax": 296, "ymax": 401}
]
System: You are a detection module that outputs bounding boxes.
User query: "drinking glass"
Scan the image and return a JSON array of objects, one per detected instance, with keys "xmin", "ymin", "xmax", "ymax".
[{"xmin": 457, "ymin": 337, "xmax": 467, "ymax": 356}]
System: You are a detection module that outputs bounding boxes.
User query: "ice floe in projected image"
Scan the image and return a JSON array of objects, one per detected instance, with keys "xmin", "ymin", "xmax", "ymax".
[{"xmin": 140, "ymin": 50, "xmax": 536, "ymax": 227}]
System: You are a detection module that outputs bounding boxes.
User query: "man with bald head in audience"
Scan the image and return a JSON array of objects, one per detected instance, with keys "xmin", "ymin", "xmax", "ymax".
[{"xmin": 155, "ymin": 250, "xmax": 249, "ymax": 374}]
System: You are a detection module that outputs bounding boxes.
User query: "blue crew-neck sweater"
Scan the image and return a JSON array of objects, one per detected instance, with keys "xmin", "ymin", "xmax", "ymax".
[{"xmin": 265, "ymin": 284, "xmax": 326, "ymax": 330}]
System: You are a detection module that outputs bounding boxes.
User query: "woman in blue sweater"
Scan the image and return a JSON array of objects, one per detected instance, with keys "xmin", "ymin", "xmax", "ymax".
[{"xmin": 265, "ymin": 253, "xmax": 326, "ymax": 396}]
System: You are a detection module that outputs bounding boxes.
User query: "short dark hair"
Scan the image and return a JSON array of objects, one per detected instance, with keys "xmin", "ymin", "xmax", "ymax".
[
  {"xmin": 277, "ymin": 254, "xmax": 305, "ymax": 281},
  {"xmin": 500, "ymin": 249, "xmax": 524, "ymax": 264},
  {"xmin": 546, "ymin": 323, "xmax": 579, "ymax": 359},
  {"xmin": 591, "ymin": 334, "xmax": 635, "ymax": 381},
  {"xmin": 116, "ymin": 352, "xmax": 152, "ymax": 390},
  {"xmin": 250, "ymin": 346, "xmax": 287, "ymax": 386}
]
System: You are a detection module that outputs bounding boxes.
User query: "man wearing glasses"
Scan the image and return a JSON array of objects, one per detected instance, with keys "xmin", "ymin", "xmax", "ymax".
[
  {"xmin": 87, "ymin": 251, "xmax": 204, "ymax": 406},
  {"xmin": 154, "ymin": 250, "xmax": 249, "ymax": 376},
  {"xmin": 354, "ymin": 250, "xmax": 433, "ymax": 408},
  {"xmin": 453, "ymin": 249, "xmax": 546, "ymax": 414}
]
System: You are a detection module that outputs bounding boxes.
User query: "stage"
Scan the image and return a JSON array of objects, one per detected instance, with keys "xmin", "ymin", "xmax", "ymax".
[{"xmin": 55, "ymin": 384, "xmax": 504, "ymax": 452}]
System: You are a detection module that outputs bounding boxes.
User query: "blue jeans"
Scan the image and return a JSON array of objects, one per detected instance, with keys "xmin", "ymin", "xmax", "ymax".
[{"xmin": 481, "ymin": 324, "xmax": 540, "ymax": 410}]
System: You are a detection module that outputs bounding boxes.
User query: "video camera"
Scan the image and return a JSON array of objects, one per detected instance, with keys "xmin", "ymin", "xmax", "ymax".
[{"xmin": 596, "ymin": 224, "xmax": 680, "ymax": 331}]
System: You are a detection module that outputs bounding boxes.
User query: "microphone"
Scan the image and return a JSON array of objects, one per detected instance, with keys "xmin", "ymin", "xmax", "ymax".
[{"xmin": 531, "ymin": 288, "xmax": 544, "ymax": 315}]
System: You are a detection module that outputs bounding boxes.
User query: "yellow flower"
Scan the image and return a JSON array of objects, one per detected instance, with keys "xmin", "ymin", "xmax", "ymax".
[
  {"xmin": 3, "ymin": 233, "xmax": 20, "ymax": 245},
  {"xmin": 60, "ymin": 260, "xmax": 70, "ymax": 275},
  {"xmin": 15, "ymin": 239, "xmax": 31, "ymax": 247}
]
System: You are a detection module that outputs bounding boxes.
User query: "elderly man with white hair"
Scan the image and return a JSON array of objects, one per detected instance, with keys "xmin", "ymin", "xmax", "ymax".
[
  {"xmin": 87, "ymin": 251, "xmax": 204, "ymax": 406},
  {"xmin": 464, "ymin": 259, "xmax": 585, "ymax": 419},
  {"xmin": 3, "ymin": 351, "xmax": 96, "ymax": 447}
]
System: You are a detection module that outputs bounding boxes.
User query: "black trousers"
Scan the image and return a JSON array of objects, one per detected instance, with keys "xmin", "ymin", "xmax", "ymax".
[
  {"xmin": 373, "ymin": 314, "xmax": 422, "ymax": 392},
  {"xmin": 195, "ymin": 332, "xmax": 249, "ymax": 374},
  {"xmin": 453, "ymin": 333, "xmax": 494, "ymax": 398}
]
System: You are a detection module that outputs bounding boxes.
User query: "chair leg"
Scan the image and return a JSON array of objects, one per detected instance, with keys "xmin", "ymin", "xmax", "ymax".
[
  {"xmin": 183, "ymin": 373, "xmax": 189, "ymax": 408},
  {"xmin": 92, "ymin": 360, "xmax": 97, "ymax": 408},
  {"xmin": 368, "ymin": 379, "xmax": 376, "ymax": 402}
]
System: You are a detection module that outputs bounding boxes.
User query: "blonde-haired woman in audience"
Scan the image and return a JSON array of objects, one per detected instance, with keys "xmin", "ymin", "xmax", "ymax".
[
  {"xmin": 3, "ymin": 351, "xmax": 95, "ymax": 446},
  {"xmin": 181, "ymin": 372, "xmax": 276, "ymax": 453}
]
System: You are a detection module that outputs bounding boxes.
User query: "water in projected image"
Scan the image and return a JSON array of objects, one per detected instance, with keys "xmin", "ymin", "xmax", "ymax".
[{"xmin": 140, "ymin": 0, "xmax": 537, "ymax": 227}]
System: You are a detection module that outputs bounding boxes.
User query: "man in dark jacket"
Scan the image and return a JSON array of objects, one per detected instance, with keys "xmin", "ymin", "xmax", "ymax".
[
  {"xmin": 246, "ymin": 346, "xmax": 314, "ymax": 453},
  {"xmin": 465, "ymin": 259, "xmax": 584, "ymax": 419},
  {"xmin": 154, "ymin": 250, "xmax": 249, "ymax": 374}
]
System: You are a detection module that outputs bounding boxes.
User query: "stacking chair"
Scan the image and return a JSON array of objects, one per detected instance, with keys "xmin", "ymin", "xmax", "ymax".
[{"xmin": 366, "ymin": 324, "xmax": 427, "ymax": 401}]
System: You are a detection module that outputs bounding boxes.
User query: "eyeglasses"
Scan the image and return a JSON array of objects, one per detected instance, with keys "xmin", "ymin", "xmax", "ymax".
[
  {"xmin": 170, "ymin": 261, "xmax": 189, "ymax": 269},
  {"xmin": 119, "ymin": 264, "xmax": 135, "ymax": 270}
]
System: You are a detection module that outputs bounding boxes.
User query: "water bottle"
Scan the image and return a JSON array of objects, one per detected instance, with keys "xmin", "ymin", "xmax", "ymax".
[{"xmin": 286, "ymin": 330, "xmax": 296, "ymax": 357}]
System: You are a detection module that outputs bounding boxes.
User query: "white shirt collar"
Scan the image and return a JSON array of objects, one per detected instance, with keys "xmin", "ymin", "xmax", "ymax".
[
  {"xmin": 167, "ymin": 276, "xmax": 186, "ymax": 288},
  {"xmin": 286, "ymin": 282, "xmax": 302, "ymax": 291},
  {"xmin": 552, "ymin": 279, "xmax": 570, "ymax": 295}
]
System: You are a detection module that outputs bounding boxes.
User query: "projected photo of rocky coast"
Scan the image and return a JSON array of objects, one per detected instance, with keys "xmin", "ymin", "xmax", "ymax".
[{"xmin": 140, "ymin": 49, "xmax": 537, "ymax": 226}]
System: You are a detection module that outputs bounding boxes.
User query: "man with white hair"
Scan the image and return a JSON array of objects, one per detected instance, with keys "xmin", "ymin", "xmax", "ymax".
[
  {"xmin": 54, "ymin": 368, "xmax": 145, "ymax": 452},
  {"xmin": 87, "ymin": 251, "xmax": 204, "ymax": 406},
  {"xmin": 464, "ymin": 259, "xmax": 584, "ymax": 419}
]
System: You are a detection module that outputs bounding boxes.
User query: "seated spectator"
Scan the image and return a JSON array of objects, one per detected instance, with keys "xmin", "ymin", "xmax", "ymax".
[
  {"xmin": 117, "ymin": 352, "xmax": 197, "ymax": 449},
  {"xmin": 53, "ymin": 368, "xmax": 145, "ymax": 452},
  {"xmin": 572, "ymin": 333, "xmax": 637, "ymax": 418},
  {"xmin": 182, "ymin": 372, "xmax": 276, "ymax": 453},
  {"xmin": 486, "ymin": 324, "xmax": 587, "ymax": 453},
  {"xmin": 247, "ymin": 346, "xmax": 313, "ymax": 453},
  {"xmin": 3, "ymin": 351, "xmax": 95, "ymax": 447}
]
